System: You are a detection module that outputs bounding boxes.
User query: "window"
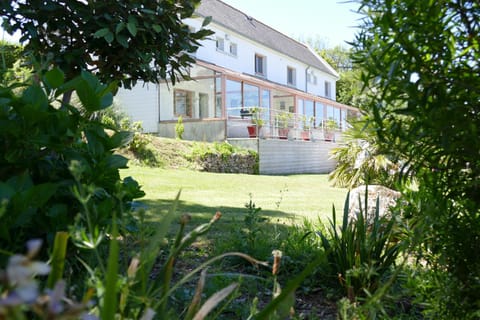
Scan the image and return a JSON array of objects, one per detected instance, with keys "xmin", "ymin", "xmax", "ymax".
[
  {"xmin": 174, "ymin": 89, "xmax": 193, "ymax": 117},
  {"xmin": 216, "ymin": 38, "xmax": 224, "ymax": 51},
  {"xmin": 307, "ymin": 73, "xmax": 317, "ymax": 85},
  {"xmin": 255, "ymin": 54, "xmax": 266, "ymax": 76},
  {"xmin": 287, "ymin": 67, "xmax": 296, "ymax": 86},
  {"xmin": 229, "ymin": 43, "xmax": 237, "ymax": 56},
  {"xmin": 325, "ymin": 81, "xmax": 331, "ymax": 98}
]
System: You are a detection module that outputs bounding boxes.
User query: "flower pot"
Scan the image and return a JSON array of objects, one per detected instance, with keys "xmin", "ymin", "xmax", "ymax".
[
  {"xmin": 301, "ymin": 130, "xmax": 311, "ymax": 141},
  {"xmin": 278, "ymin": 128, "xmax": 289, "ymax": 139},
  {"xmin": 324, "ymin": 131, "xmax": 335, "ymax": 142},
  {"xmin": 247, "ymin": 125, "xmax": 259, "ymax": 138}
]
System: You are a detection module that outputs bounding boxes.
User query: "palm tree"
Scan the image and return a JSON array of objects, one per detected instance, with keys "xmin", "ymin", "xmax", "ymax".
[{"xmin": 329, "ymin": 117, "xmax": 401, "ymax": 190}]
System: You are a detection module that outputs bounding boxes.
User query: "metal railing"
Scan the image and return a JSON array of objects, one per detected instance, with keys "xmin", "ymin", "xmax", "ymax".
[{"xmin": 226, "ymin": 106, "xmax": 343, "ymax": 142}]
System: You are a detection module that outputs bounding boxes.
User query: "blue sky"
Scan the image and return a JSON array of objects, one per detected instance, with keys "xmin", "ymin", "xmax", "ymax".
[
  {"xmin": 222, "ymin": 0, "xmax": 362, "ymax": 48},
  {"xmin": 2, "ymin": 1, "xmax": 362, "ymax": 47}
]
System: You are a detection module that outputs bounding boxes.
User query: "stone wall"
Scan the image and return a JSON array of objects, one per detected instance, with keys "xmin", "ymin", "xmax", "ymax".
[{"xmin": 197, "ymin": 153, "xmax": 258, "ymax": 174}]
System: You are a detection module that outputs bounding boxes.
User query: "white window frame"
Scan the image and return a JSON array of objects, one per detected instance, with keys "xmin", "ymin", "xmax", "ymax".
[
  {"xmin": 255, "ymin": 54, "xmax": 266, "ymax": 76},
  {"xmin": 287, "ymin": 66, "xmax": 296, "ymax": 86},
  {"xmin": 229, "ymin": 42, "xmax": 237, "ymax": 56},
  {"xmin": 325, "ymin": 81, "xmax": 331, "ymax": 98},
  {"xmin": 216, "ymin": 37, "xmax": 225, "ymax": 51}
]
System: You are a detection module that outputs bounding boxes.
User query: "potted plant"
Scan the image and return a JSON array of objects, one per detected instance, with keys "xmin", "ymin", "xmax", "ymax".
[
  {"xmin": 300, "ymin": 115, "xmax": 315, "ymax": 141},
  {"xmin": 246, "ymin": 107, "xmax": 264, "ymax": 138},
  {"xmin": 276, "ymin": 111, "xmax": 292, "ymax": 139},
  {"xmin": 324, "ymin": 118, "xmax": 338, "ymax": 141}
]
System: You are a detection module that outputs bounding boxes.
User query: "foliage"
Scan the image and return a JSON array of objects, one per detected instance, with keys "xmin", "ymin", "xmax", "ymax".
[
  {"xmin": 353, "ymin": 0, "xmax": 480, "ymax": 317},
  {"xmin": 329, "ymin": 118, "xmax": 402, "ymax": 189},
  {"xmin": 175, "ymin": 116, "xmax": 185, "ymax": 140},
  {"xmin": 275, "ymin": 111, "xmax": 293, "ymax": 129},
  {"xmin": 324, "ymin": 118, "xmax": 339, "ymax": 131},
  {"xmin": 100, "ymin": 107, "xmax": 161, "ymax": 167},
  {"xmin": 0, "ymin": 40, "xmax": 29, "ymax": 84},
  {"xmin": 0, "ymin": 0, "xmax": 213, "ymax": 89},
  {"xmin": 317, "ymin": 45, "xmax": 353, "ymax": 73},
  {"xmin": 299, "ymin": 115, "xmax": 315, "ymax": 130},
  {"xmin": 318, "ymin": 191, "xmax": 402, "ymax": 301},
  {"xmin": 0, "ymin": 69, "xmax": 144, "ymax": 256},
  {"xmin": 189, "ymin": 141, "xmax": 255, "ymax": 163}
]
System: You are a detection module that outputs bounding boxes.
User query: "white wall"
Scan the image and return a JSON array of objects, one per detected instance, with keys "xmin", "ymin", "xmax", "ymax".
[
  {"xmin": 115, "ymin": 82, "xmax": 159, "ymax": 133},
  {"xmin": 186, "ymin": 18, "xmax": 337, "ymax": 100}
]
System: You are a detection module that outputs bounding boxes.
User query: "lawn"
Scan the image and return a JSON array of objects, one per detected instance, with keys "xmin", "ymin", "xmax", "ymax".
[{"xmin": 122, "ymin": 165, "xmax": 348, "ymax": 225}]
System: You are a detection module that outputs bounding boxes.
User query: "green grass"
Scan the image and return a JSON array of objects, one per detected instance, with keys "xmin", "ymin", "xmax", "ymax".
[{"xmin": 122, "ymin": 165, "xmax": 347, "ymax": 225}]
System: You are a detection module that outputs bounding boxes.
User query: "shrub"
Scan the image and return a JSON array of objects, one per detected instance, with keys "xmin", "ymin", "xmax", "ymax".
[
  {"xmin": 318, "ymin": 191, "xmax": 402, "ymax": 301},
  {"xmin": 0, "ymin": 69, "xmax": 144, "ymax": 256},
  {"xmin": 100, "ymin": 107, "xmax": 161, "ymax": 167},
  {"xmin": 175, "ymin": 115, "xmax": 184, "ymax": 140}
]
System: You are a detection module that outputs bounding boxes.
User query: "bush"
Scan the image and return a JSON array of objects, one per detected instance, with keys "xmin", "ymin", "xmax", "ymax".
[
  {"xmin": 318, "ymin": 191, "xmax": 402, "ymax": 301},
  {"xmin": 100, "ymin": 107, "xmax": 161, "ymax": 167},
  {"xmin": 0, "ymin": 69, "xmax": 144, "ymax": 256}
]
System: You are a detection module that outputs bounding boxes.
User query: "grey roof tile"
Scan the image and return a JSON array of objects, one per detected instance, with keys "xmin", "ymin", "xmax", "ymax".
[{"xmin": 195, "ymin": 0, "xmax": 339, "ymax": 78}]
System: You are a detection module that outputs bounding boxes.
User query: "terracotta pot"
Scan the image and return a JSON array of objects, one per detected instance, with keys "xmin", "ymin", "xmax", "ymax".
[
  {"xmin": 278, "ymin": 128, "xmax": 289, "ymax": 139},
  {"xmin": 301, "ymin": 131, "xmax": 310, "ymax": 141},
  {"xmin": 247, "ymin": 125, "xmax": 258, "ymax": 138}
]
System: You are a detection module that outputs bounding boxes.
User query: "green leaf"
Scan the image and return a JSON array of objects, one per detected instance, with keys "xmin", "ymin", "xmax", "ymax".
[
  {"xmin": 109, "ymin": 131, "xmax": 133, "ymax": 149},
  {"xmin": 47, "ymin": 232, "xmax": 69, "ymax": 289},
  {"xmin": 44, "ymin": 68, "xmax": 65, "ymax": 89},
  {"xmin": 152, "ymin": 24, "xmax": 162, "ymax": 33},
  {"xmin": 202, "ymin": 16, "xmax": 212, "ymax": 27},
  {"xmin": 94, "ymin": 27, "xmax": 110, "ymax": 38},
  {"xmin": 116, "ymin": 34, "xmax": 129, "ymax": 48},
  {"xmin": 100, "ymin": 92, "xmax": 113, "ymax": 110},
  {"xmin": 106, "ymin": 154, "xmax": 128, "ymax": 169},
  {"xmin": 127, "ymin": 20, "xmax": 137, "ymax": 36},
  {"xmin": 101, "ymin": 213, "xmax": 119, "ymax": 320},
  {"xmin": 76, "ymin": 79, "xmax": 100, "ymax": 112},
  {"xmin": 104, "ymin": 32, "xmax": 114, "ymax": 44},
  {"xmin": 22, "ymin": 85, "xmax": 49, "ymax": 111},
  {"xmin": 115, "ymin": 22, "xmax": 125, "ymax": 34}
]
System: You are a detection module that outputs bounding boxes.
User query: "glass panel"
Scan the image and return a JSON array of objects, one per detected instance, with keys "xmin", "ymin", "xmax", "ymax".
[
  {"xmin": 174, "ymin": 90, "xmax": 192, "ymax": 117},
  {"xmin": 226, "ymin": 79, "xmax": 242, "ymax": 117},
  {"xmin": 315, "ymin": 102, "xmax": 324, "ymax": 128},
  {"xmin": 262, "ymin": 89, "xmax": 270, "ymax": 123},
  {"xmin": 215, "ymin": 75, "xmax": 222, "ymax": 118},
  {"xmin": 199, "ymin": 93, "xmax": 208, "ymax": 118},
  {"xmin": 304, "ymin": 100, "xmax": 314, "ymax": 128},
  {"xmin": 341, "ymin": 109, "xmax": 347, "ymax": 131},
  {"xmin": 243, "ymin": 83, "xmax": 259, "ymax": 110},
  {"xmin": 327, "ymin": 105, "xmax": 335, "ymax": 122},
  {"xmin": 334, "ymin": 107, "xmax": 341, "ymax": 127}
]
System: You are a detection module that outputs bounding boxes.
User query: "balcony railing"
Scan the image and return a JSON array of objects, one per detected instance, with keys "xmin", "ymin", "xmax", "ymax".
[{"xmin": 226, "ymin": 107, "xmax": 344, "ymax": 142}]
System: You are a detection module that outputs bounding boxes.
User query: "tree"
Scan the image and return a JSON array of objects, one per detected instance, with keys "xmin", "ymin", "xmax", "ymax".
[
  {"xmin": 329, "ymin": 118, "xmax": 401, "ymax": 190},
  {"xmin": 0, "ymin": 0, "xmax": 213, "ymax": 90},
  {"xmin": 353, "ymin": 0, "xmax": 480, "ymax": 317},
  {"xmin": 0, "ymin": 40, "xmax": 24, "ymax": 83},
  {"xmin": 306, "ymin": 41, "xmax": 363, "ymax": 106}
]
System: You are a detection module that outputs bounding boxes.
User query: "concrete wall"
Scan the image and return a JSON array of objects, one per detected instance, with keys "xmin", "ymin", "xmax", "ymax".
[
  {"xmin": 258, "ymin": 139, "xmax": 338, "ymax": 174},
  {"xmin": 158, "ymin": 119, "xmax": 226, "ymax": 142}
]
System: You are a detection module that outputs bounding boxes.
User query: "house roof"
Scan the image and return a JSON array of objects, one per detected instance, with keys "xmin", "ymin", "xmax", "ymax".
[{"xmin": 195, "ymin": 0, "xmax": 339, "ymax": 79}]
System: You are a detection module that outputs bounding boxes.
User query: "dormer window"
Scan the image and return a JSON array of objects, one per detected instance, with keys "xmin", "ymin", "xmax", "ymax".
[
  {"xmin": 287, "ymin": 67, "xmax": 296, "ymax": 86},
  {"xmin": 255, "ymin": 54, "xmax": 266, "ymax": 76},
  {"xmin": 216, "ymin": 38, "xmax": 225, "ymax": 51}
]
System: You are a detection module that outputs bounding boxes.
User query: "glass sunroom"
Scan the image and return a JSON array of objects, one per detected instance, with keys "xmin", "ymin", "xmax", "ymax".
[{"xmin": 158, "ymin": 60, "xmax": 359, "ymax": 142}]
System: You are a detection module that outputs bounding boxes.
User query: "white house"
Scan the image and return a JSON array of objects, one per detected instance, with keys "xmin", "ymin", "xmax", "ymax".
[{"xmin": 116, "ymin": 0, "xmax": 359, "ymax": 173}]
